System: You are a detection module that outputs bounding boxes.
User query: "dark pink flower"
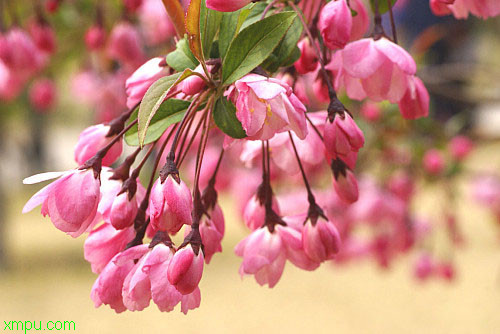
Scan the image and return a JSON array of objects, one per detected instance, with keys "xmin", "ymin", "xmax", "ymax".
[
  {"xmin": 29, "ymin": 78, "xmax": 57, "ymax": 112},
  {"xmin": 206, "ymin": 0, "xmax": 251, "ymax": 12},
  {"xmin": 318, "ymin": 0, "xmax": 353, "ymax": 50},
  {"xmin": 294, "ymin": 38, "xmax": 318, "ymax": 74},
  {"xmin": 397, "ymin": 76, "xmax": 429, "ymax": 120},
  {"xmin": 74, "ymin": 124, "xmax": 123, "ymax": 166},
  {"xmin": 167, "ymin": 245, "xmax": 204, "ymax": 295}
]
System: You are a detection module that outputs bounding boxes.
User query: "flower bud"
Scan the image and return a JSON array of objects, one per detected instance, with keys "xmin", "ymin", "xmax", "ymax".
[
  {"xmin": 29, "ymin": 78, "xmax": 56, "ymax": 112},
  {"xmin": 302, "ymin": 219, "xmax": 342, "ymax": 263},
  {"xmin": 74, "ymin": 124, "xmax": 123, "ymax": 166},
  {"xmin": 294, "ymin": 38, "xmax": 318, "ymax": 74},
  {"xmin": 85, "ymin": 25, "xmax": 106, "ymax": 51},
  {"xmin": 125, "ymin": 57, "xmax": 167, "ymax": 108},
  {"xmin": 318, "ymin": 0, "xmax": 352, "ymax": 50},
  {"xmin": 180, "ymin": 65, "xmax": 208, "ymax": 96},
  {"xmin": 333, "ymin": 170, "xmax": 359, "ymax": 203},
  {"xmin": 324, "ymin": 113, "xmax": 365, "ymax": 163},
  {"xmin": 206, "ymin": 0, "xmax": 251, "ymax": 12},
  {"xmin": 109, "ymin": 192, "xmax": 138, "ymax": 230},
  {"xmin": 149, "ymin": 176, "xmax": 193, "ymax": 234},
  {"xmin": 398, "ymin": 76, "xmax": 429, "ymax": 120},
  {"xmin": 167, "ymin": 245, "xmax": 204, "ymax": 295},
  {"xmin": 449, "ymin": 135, "xmax": 473, "ymax": 161}
]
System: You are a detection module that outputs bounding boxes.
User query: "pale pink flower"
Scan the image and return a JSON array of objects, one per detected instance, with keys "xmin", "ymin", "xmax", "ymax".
[
  {"xmin": 74, "ymin": 124, "xmax": 123, "ymax": 166},
  {"xmin": 126, "ymin": 57, "xmax": 167, "ymax": 108},
  {"xmin": 333, "ymin": 169, "xmax": 359, "ymax": 203},
  {"xmin": 471, "ymin": 175, "xmax": 500, "ymax": 208},
  {"xmin": 278, "ymin": 215, "xmax": 321, "ymax": 271},
  {"xmin": 29, "ymin": 78, "xmax": 56, "ymax": 112},
  {"xmin": 206, "ymin": 0, "xmax": 251, "ymax": 12},
  {"xmin": 107, "ymin": 22, "xmax": 145, "ymax": 69},
  {"xmin": 167, "ymin": 245, "xmax": 204, "ymax": 295},
  {"xmin": 22, "ymin": 169, "xmax": 100, "ymax": 238},
  {"xmin": 235, "ymin": 74, "xmax": 308, "ymax": 140},
  {"xmin": 109, "ymin": 192, "xmax": 139, "ymax": 230},
  {"xmin": 149, "ymin": 176, "xmax": 193, "ymax": 234},
  {"xmin": 423, "ymin": 149, "xmax": 445, "ymax": 175},
  {"xmin": 235, "ymin": 228, "xmax": 286, "ymax": 288},
  {"xmin": 91, "ymin": 251, "xmax": 136, "ymax": 313},
  {"xmin": 199, "ymin": 204, "xmax": 225, "ymax": 263},
  {"xmin": 243, "ymin": 194, "xmax": 280, "ymax": 230},
  {"xmin": 398, "ymin": 76, "xmax": 429, "ymax": 119},
  {"xmin": 328, "ymin": 37, "xmax": 416, "ymax": 103},
  {"xmin": 84, "ymin": 222, "xmax": 135, "ymax": 274},
  {"xmin": 294, "ymin": 38, "xmax": 318, "ymax": 74},
  {"xmin": 324, "ymin": 113, "xmax": 365, "ymax": 163},
  {"xmin": 318, "ymin": 0, "xmax": 353, "ymax": 50},
  {"xmin": 302, "ymin": 218, "xmax": 341, "ymax": 263}
]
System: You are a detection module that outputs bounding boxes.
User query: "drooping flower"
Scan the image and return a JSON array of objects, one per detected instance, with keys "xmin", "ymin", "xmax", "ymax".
[
  {"xmin": 149, "ymin": 176, "xmax": 193, "ymax": 234},
  {"xmin": 234, "ymin": 74, "xmax": 308, "ymax": 141},
  {"xmin": 324, "ymin": 112, "xmax": 365, "ymax": 163},
  {"xmin": 328, "ymin": 37, "xmax": 417, "ymax": 103},
  {"xmin": 167, "ymin": 245, "xmax": 204, "ymax": 295},
  {"xmin": 23, "ymin": 169, "xmax": 101, "ymax": 238},
  {"xmin": 302, "ymin": 217, "xmax": 342, "ymax": 263},
  {"xmin": 318, "ymin": 0, "xmax": 353, "ymax": 50},
  {"xmin": 74, "ymin": 124, "xmax": 123, "ymax": 166},
  {"xmin": 125, "ymin": 57, "xmax": 167, "ymax": 109},
  {"xmin": 235, "ymin": 228, "xmax": 286, "ymax": 288},
  {"xmin": 294, "ymin": 38, "xmax": 318, "ymax": 74},
  {"xmin": 397, "ymin": 76, "xmax": 429, "ymax": 120}
]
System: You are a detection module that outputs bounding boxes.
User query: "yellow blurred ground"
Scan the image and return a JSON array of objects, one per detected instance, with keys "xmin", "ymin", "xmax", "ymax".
[{"xmin": 2, "ymin": 144, "xmax": 500, "ymax": 333}]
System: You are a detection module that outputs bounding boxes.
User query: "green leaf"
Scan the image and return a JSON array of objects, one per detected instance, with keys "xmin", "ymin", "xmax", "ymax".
[
  {"xmin": 166, "ymin": 38, "xmax": 199, "ymax": 71},
  {"xmin": 186, "ymin": 0, "xmax": 203, "ymax": 60},
  {"xmin": 126, "ymin": 99, "xmax": 190, "ymax": 146},
  {"xmin": 137, "ymin": 73, "xmax": 181, "ymax": 147},
  {"xmin": 369, "ymin": 0, "xmax": 398, "ymax": 14},
  {"xmin": 261, "ymin": 16, "xmax": 302, "ymax": 72},
  {"xmin": 222, "ymin": 11, "xmax": 297, "ymax": 85},
  {"xmin": 213, "ymin": 97, "xmax": 247, "ymax": 139},
  {"xmin": 218, "ymin": 4, "xmax": 255, "ymax": 60},
  {"xmin": 200, "ymin": 0, "xmax": 222, "ymax": 58},
  {"xmin": 280, "ymin": 45, "xmax": 301, "ymax": 68}
]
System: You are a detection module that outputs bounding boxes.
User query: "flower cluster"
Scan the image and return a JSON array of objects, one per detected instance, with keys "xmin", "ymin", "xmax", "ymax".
[{"xmin": 20, "ymin": 0, "xmax": 500, "ymax": 314}]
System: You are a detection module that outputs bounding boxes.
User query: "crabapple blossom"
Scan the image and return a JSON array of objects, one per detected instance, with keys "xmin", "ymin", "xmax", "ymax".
[
  {"xmin": 22, "ymin": 169, "xmax": 100, "ymax": 238},
  {"xmin": 74, "ymin": 124, "xmax": 123, "ymax": 166},
  {"xmin": 167, "ymin": 245, "xmax": 204, "ymax": 295},
  {"xmin": 294, "ymin": 38, "xmax": 318, "ymax": 74},
  {"xmin": 206, "ymin": 0, "xmax": 251, "ymax": 12},
  {"xmin": 234, "ymin": 74, "xmax": 308, "ymax": 141},
  {"xmin": 85, "ymin": 25, "xmax": 106, "ymax": 50},
  {"xmin": 125, "ymin": 57, "xmax": 167, "ymax": 108},
  {"xmin": 149, "ymin": 176, "xmax": 193, "ymax": 234},
  {"xmin": 398, "ymin": 76, "xmax": 430, "ymax": 120},
  {"xmin": 423, "ymin": 149, "xmax": 445, "ymax": 175},
  {"xmin": 302, "ymin": 218, "xmax": 342, "ymax": 263},
  {"xmin": 318, "ymin": 0, "xmax": 353, "ymax": 50},
  {"xmin": 449, "ymin": 135, "xmax": 474, "ymax": 161},
  {"xmin": 324, "ymin": 112, "xmax": 365, "ymax": 164},
  {"xmin": 107, "ymin": 22, "xmax": 145, "ymax": 69},
  {"xmin": 29, "ymin": 78, "xmax": 57, "ymax": 111}
]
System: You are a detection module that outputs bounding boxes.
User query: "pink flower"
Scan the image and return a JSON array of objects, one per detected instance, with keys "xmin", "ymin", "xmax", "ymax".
[
  {"xmin": 0, "ymin": 59, "xmax": 22, "ymax": 101},
  {"xmin": 294, "ymin": 38, "xmax": 318, "ymax": 74},
  {"xmin": 324, "ymin": 113, "xmax": 365, "ymax": 163},
  {"xmin": 125, "ymin": 57, "xmax": 167, "ymax": 109},
  {"xmin": 23, "ymin": 169, "xmax": 100, "ymax": 238},
  {"xmin": 318, "ymin": 0, "xmax": 353, "ymax": 50},
  {"xmin": 243, "ymin": 194, "xmax": 280, "ymax": 230},
  {"xmin": 74, "ymin": 124, "xmax": 123, "ymax": 166},
  {"xmin": 84, "ymin": 222, "xmax": 135, "ymax": 274},
  {"xmin": 28, "ymin": 21, "xmax": 57, "ymax": 54},
  {"xmin": 436, "ymin": 0, "xmax": 500, "ymax": 19},
  {"xmin": 91, "ymin": 250, "xmax": 137, "ymax": 313},
  {"xmin": 167, "ymin": 245, "xmax": 204, "ymax": 295},
  {"xmin": 206, "ymin": 0, "xmax": 251, "ymax": 12},
  {"xmin": 278, "ymin": 216, "xmax": 321, "ymax": 271},
  {"xmin": 235, "ymin": 228, "xmax": 286, "ymax": 288},
  {"xmin": 138, "ymin": 0, "xmax": 176, "ymax": 46},
  {"xmin": 107, "ymin": 22, "xmax": 145, "ymax": 69},
  {"xmin": 449, "ymin": 135, "xmax": 474, "ymax": 161},
  {"xmin": 109, "ymin": 192, "xmax": 139, "ymax": 230},
  {"xmin": 199, "ymin": 204, "xmax": 225, "ymax": 263},
  {"xmin": 85, "ymin": 25, "xmax": 106, "ymax": 51},
  {"xmin": 235, "ymin": 74, "xmax": 308, "ymax": 140},
  {"xmin": 388, "ymin": 172, "xmax": 414, "ymax": 202},
  {"xmin": 149, "ymin": 176, "xmax": 193, "ymax": 234},
  {"xmin": 180, "ymin": 65, "xmax": 208, "ymax": 96},
  {"xmin": 328, "ymin": 37, "xmax": 416, "ymax": 103},
  {"xmin": 350, "ymin": 0, "xmax": 370, "ymax": 41},
  {"xmin": 471, "ymin": 175, "xmax": 500, "ymax": 208},
  {"xmin": 302, "ymin": 218, "xmax": 342, "ymax": 263},
  {"xmin": 29, "ymin": 78, "xmax": 56, "ymax": 112},
  {"xmin": 430, "ymin": 0, "xmax": 453, "ymax": 15},
  {"xmin": 333, "ymin": 169, "xmax": 359, "ymax": 203},
  {"xmin": 397, "ymin": 76, "xmax": 429, "ymax": 120},
  {"xmin": 423, "ymin": 149, "xmax": 445, "ymax": 175}
]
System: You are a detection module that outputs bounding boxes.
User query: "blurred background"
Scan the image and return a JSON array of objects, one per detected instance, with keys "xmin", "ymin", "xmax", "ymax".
[{"xmin": 1, "ymin": 0, "xmax": 500, "ymax": 333}]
